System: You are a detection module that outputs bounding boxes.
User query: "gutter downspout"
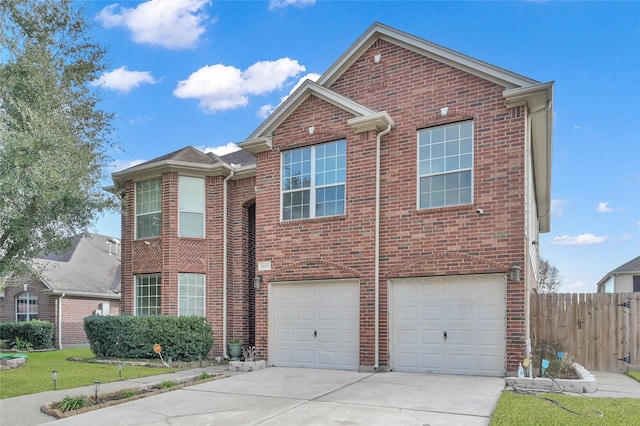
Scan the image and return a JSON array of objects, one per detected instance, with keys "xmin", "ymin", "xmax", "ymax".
[
  {"xmin": 222, "ymin": 168, "xmax": 235, "ymax": 359},
  {"xmin": 374, "ymin": 123, "xmax": 392, "ymax": 372},
  {"xmin": 58, "ymin": 293, "xmax": 65, "ymax": 349}
]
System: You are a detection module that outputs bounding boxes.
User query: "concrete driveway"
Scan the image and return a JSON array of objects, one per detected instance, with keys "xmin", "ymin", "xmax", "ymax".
[{"xmin": 41, "ymin": 368, "xmax": 505, "ymax": 426}]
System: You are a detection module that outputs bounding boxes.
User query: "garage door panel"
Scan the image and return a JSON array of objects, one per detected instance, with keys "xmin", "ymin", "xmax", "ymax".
[
  {"xmin": 391, "ymin": 276, "xmax": 506, "ymax": 376},
  {"xmin": 272, "ymin": 280, "xmax": 359, "ymax": 370}
]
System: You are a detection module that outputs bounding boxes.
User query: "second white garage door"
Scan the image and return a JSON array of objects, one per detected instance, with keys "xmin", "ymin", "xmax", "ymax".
[
  {"xmin": 390, "ymin": 274, "xmax": 506, "ymax": 376},
  {"xmin": 270, "ymin": 279, "xmax": 359, "ymax": 370}
]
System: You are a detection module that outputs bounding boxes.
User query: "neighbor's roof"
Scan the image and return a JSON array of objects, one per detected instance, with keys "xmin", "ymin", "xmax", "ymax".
[
  {"xmin": 29, "ymin": 233, "xmax": 121, "ymax": 299},
  {"xmin": 596, "ymin": 255, "xmax": 640, "ymax": 288}
]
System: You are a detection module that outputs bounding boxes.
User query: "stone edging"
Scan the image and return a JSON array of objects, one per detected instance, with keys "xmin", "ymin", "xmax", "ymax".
[
  {"xmin": 41, "ymin": 373, "xmax": 229, "ymax": 419},
  {"xmin": 505, "ymin": 362, "xmax": 596, "ymax": 394}
]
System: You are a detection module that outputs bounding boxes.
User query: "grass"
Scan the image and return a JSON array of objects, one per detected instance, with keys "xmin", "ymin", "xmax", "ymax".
[
  {"xmin": 490, "ymin": 391, "xmax": 640, "ymax": 426},
  {"xmin": 627, "ymin": 370, "xmax": 640, "ymax": 383},
  {"xmin": 0, "ymin": 348, "xmax": 177, "ymax": 399}
]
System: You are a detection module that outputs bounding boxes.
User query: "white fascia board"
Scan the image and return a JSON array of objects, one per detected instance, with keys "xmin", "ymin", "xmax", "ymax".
[
  {"xmin": 237, "ymin": 137, "xmax": 272, "ymax": 155},
  {"xmin": 246, "ymin": 80, "xmax": 377, "ymax": 141},
  {"xmin": 347, "ymin": 111, "xmax": 394, "ymax": 133},
  {"xmin": 111, "ymin": 160, "xmax": 230, "ymax": 191},
  {"xmin": 318, "ymin": 22, "xmax": 538, "ymax": 90},
  {"xmin": 504, "ymin": 82, "xmax": 554, "ymax": 233}
]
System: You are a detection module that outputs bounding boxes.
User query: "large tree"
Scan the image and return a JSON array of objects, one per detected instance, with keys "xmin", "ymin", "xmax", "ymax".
[
  {"xmin": 537, "ymin": 257, "xmax": 562, "ymax": 293},
  {"xmin": 0, "ymin": 0, "xmax": 115, "ymax": 278}
]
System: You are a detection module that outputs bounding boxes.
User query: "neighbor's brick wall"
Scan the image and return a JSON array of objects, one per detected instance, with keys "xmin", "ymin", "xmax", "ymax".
[
  {"xmin": 120, "ymin": 171, "xmax": 256, "ymax": 357},
  {"xmin": 60, "ymin": 298, "xmax": 121, "ymax": 345},
  {"xmin": 254, "ymin": 39, "xmax": 527, "ymax": 372}
]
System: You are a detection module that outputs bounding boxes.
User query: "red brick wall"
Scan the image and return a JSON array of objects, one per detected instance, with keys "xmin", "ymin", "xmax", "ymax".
[
  {"xmin": 0, "ymin": 278, "xmax": 120, "ymax": 346},
  {"xmin": 254, "ymin": 39, "xmax": 527, "ymax": 372},
  {"xmin": 120, "ymin": 171, "xmax": 256, "ymax": 357}
]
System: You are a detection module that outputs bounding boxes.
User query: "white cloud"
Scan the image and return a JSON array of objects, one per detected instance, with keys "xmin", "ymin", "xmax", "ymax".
[
  {"xmin": 568, "ymin": 280, "xmax": 585, "ymax": 290},
  {"xmin": 257, "ymin": 72, "xmax": 321, "ymax": 118},
  {"xmin": 96, "ymin": 0, "xmax": 210, "ymax": 50},
  {"xmin": 92, "ymin": 66, "xmax": 158, "ymax": 93},
  {"xmin": 129, "ymin": 114, "xmax": 153, "ymax": 125},
  {"xmin": 621, "ymin": 233, "xmax": 633, "ymax": 241},
  {"xmin": 174, "ymin": 58, "xmax": 306, "ymax": 113},
  {"xmin": 257, "ymin": 104, "xmax": 273, "ymax": 119},
  {"xmin": 597, "ymin": 201, "xmax": 613, "ymax": 213},
  {"xmin": 202, "ymin": 142, "xmax": 240, "ymax": 156},
  {"xmin": 550, "ymin": 198, "xmax": 569, "ymax": 216},
  {"xmin": 269, "ymin": 0, "xmax": 316, "ymax": 10},
  {"xmin": 549, "ymin": 233, "xmax": 608, "ymax": 246}
]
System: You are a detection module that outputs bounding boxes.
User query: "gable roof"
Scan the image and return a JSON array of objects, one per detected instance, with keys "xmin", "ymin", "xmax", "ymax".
[
  {"xmin": 29, "ymin": 233, "xmax": 121, "ymax": 299},
  {"xmin": 238, "ymin": 22, "xmax": 553, "ymax": 233},
  {"xmin": 318, "ymin": 22, "xmax": 538, "ymax": 89},
  {"xmin": 597, "ymin": 255, "xmax": 640, "ymax": 288}
]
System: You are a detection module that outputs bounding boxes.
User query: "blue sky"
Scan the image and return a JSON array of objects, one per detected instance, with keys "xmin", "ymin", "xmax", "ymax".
[{"xmin": 85, "ymin": 0, "xmax": 640, "ymax": 293}]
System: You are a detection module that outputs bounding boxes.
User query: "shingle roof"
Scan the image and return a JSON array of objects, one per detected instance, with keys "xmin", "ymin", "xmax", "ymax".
[
  {"xmin": 609, "ymin": 256, "xmax": 640, "ymax": 274},
  {"xmin": 29, "ymin": 233, "xmax": 121, "ymax": 297},
  {"xmin": 135, "ymin": 146, "xmax": 221, "ymax": 168}
]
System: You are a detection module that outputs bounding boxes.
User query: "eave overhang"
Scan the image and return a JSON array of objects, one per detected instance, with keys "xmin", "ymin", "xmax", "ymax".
[{"xmin": 504, "ymin": 81, "xmax": 554, "ymax": 233}]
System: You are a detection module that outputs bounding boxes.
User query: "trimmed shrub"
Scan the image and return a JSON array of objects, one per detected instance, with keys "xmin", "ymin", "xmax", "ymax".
[
  {"xmin": 0, "ymin": 320, "xmax": 54, "ymax": 349},
  {"xmin": 84, "ymin": 315, "xmax": 213, "ymax": 361}
]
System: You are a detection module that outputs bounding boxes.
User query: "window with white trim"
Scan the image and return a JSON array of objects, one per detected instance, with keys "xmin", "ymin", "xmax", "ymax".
[
  {"xmin": 16, "ymin": 291, "xmax": 38, "ymax": 321},
  {"xmin": 136, "ymin": 178, "xmax": 161, "ymax": 239},
  {"xmin": 418, "ymin": 121, "xmax": 473, "ymax": 209},
  {"xmin": 178, "ymin": 273, "xmax": 205, "ymax": 316},
  {"xmin": 135, "ymin": 274, "xmax": 161, "ymax": 316},
  {"xmin": 179, "ymin": 176, "xmax": 205, "ymax": 238},
  {"xmin": 282, "ymin": 140, "xmax": 346, "ymax": 220}
]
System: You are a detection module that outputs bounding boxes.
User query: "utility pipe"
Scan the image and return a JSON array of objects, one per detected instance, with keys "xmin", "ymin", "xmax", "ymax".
[
  {"xmin": 58, "ymin": 293, "xmax": 65, "ymax": 349},
  {"xmin": 222, "ymin": 168, "xmax": 235, "ymax": 358},
  {"xmin": 374, "ymin": 123, "xmax": 392, "ymax": 371}
]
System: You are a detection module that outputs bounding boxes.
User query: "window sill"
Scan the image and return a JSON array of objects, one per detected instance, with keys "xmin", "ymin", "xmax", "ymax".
[
  {"xmin": 415, "ymin": 204, "xmax": 475, "ymax": 216},
  {"xmin": 280, "ymin": 215, "xmax": 347, "ymax": 226}
]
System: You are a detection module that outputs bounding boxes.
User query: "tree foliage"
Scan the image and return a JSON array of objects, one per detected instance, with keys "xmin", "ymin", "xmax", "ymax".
[
  {"xmin": 537, "ymin": 257, "xmax": 562, "ymax": 293},
  {"xmin": 0, "ymin": 0, "xmax": 115, "ymax": 277}
]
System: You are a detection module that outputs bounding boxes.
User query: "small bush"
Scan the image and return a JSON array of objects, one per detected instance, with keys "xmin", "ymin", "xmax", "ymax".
[
  {"xmin": 57, "ymin": 396, "xmax": 92, "ymax": 412},
  {"xmin": 84, "ymin": 315, "xmax": 213, "ymax": 361},
  {"xmin": 199, "ymin": 372, "xmax": 212, "ymax": 380},
  {"xmin": 120, "ymin": 389, "xmax": 138, "ymax": 399},
  {"xmin": 160, "ymin": 380, "xmax": 175, "ymax": 389},
  {"xmin": 0, "ymin": 320, "xmax": 54, "ymax": 349}
]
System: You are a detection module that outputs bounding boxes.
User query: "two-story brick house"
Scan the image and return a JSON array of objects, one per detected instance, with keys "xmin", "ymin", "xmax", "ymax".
[{"xmin": 113, "ymin": 23, "xmax": 552, "ymax": 376}]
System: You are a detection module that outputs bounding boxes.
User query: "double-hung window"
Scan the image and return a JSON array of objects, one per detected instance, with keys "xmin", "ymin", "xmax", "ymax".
[
  {"xmin": 16, "ymin": 292, "xmax": 38, "ymax": 321},
  {"xmin": 135, "ymin": 274, "xmax": 161, "ymax": 316},
  {"xmin": 418, "ymin": 121, "xmax": 473, "ymax": 209},
  {"xmin": 136, "ymin": 178, "xmax": 161, "ymax": 239},
  {"xmin": 282, "ymin": 140, "xmax": 346, "ymax": 220},
  {"xmin": 178, "ymin": 273, "xmax": 205, "ymax": 316},
  {"xmin": 179, "ymin": 176, "xmax": 205, "ymax": 238}
]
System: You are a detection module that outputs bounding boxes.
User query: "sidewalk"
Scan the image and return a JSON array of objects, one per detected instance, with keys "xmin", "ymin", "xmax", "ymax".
[{"xmin": 0, "ymin": 364, "xmax": 242, "ymax": 426}]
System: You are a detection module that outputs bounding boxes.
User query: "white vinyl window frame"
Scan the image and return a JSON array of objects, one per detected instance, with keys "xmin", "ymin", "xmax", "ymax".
[
  {"xmin": 178, "ymin": 273, "xmax": 206, "ymax": 316},
  {"xmin": 16, "ymin": 291, "xmax": 38, "ymax": 321},
  {"xmin": 281, "ymin": 139, "xmax": 346, "ymax": 221},
  {"xmin": 178, "ymin": 176, "xmax": 205, "ymax": 238},
  {"xmin": 135, "ymin": 273, "xmax": 161, "ymax": 316},
  {"xmin": 417, "ymin": 121, "xmax": 474, "ymax": 209},
  {"xmin": 135, "ymin": 178, "xmax": 162, "ymax": 239}
]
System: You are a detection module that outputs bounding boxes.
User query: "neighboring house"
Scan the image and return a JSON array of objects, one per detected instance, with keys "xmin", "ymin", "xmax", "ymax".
[
  {"xmin": 0, "ymin": 234, "xmax": 121, "ymax": 348},
  {"xmin": 112, "ymin": 23, "xmax": 553, "ymax": 377},
  {"xmin": 597, "ymin": 256, "xmax": 640, "ymax": 293}
]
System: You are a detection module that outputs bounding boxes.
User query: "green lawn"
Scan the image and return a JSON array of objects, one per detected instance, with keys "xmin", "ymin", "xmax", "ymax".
[
  {"xmin": 627, "ymin": 370, "xmax": 640, "ymax": 383},
  {"xmin": 0, "ymin": 348, "xmax": 177, "ymax": 399},
  {"xmin": 490, "ymin": 391, "xmax": 640, "ymax": 426}
]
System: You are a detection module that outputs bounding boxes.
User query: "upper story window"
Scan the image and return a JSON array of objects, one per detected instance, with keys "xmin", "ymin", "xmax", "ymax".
[
  {"xmin": 282, "ymin": 140, "xmax": 346, "ymax": 221},
  {"xmin": 178, "ymin": 273, "xmax": 205, "ymax": 316},
  {"xmin": 135, "ymin": 273, "xmax": 161, "ymax": 316},
  {"xmin": 418, "ymin": 121, "xmax": 473, "ymax": 209},
  {"xmin": 179, "ymin": 176, "xmax": 205, "ymax": 238},
  {"xmin": 16, "ymin": 291, "xmax": 38, "ymax": 321},
  {"xmin": 136, "ymin": 178, "xmax": 161, "ymax": 239}
]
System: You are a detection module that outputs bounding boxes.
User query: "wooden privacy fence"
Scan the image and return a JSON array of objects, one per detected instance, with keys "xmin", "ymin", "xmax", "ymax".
[{"xmin": 530, "ymin": 292, "xmax": 640, "ymax": 373}]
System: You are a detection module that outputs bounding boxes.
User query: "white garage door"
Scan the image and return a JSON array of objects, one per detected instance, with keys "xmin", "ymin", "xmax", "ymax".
[
  {"xmin": 390, "ymin": 274, "xmax": 506, "ymax": 376},
  {"xmin": 270, "ymin": 279, "xmax": 359, "ymax": 370}
]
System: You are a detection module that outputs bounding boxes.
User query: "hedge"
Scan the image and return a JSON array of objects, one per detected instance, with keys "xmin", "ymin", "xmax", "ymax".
[
  {"xmin": 0, "ymin": 320, "xmax": 55, "ymax": 349},
  {"xmin": 84, "ymin": 315, "xmax": 213, "ymax": 361}
]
